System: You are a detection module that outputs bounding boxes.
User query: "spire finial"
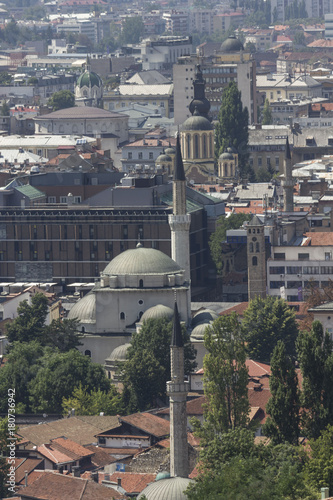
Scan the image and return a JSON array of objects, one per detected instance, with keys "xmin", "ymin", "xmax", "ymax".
[
  {"xmin": 285, "ymin": 137, "xmax": 291, "ymax": 160},
  {"xmin": 174, "ymin": 134, "xmax": 185, "ymax": 181},
  {"xmin": 171, "ymin": 302, "xmax": 183, "ymax": 347}
]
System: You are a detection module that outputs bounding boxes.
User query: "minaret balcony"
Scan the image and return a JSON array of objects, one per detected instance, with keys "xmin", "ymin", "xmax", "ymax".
[{"xmin": 167, "ymin": 380, "xmax": 189, "ymax": 394}]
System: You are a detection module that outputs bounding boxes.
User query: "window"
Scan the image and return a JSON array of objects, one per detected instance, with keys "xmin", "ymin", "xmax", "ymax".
[
  {"xmin": 298, "ymin": 253, "xmax": 309, "ymax": 261},
  {"xmin": 60, "ymin": 196, "xmax": 67, "ymax": 203},
  {"xmin": 275, "ymin": 157, "xmax": 280, "ymax": 167},
  {"xmin": 149, "ymin": 152, "xmax": 153, "ymax": 160},
  {"xmin": 274, "ymin": 253, "xmax": 285, "ymax": 260},
  {"xmin": 48, "ymin": 196, "xmax": 56, "ymax": 203},
  {"xmin": 139, "ymin": 279, "xmax": 143, "ymax": 288},
  {"xmin": 85, "ymin": 349, "xmax": 91, "ymax": 357},
  {"xmin": 325, "ymin": 252, "xmax": 332, "ymax": 261},
  {"xmin": 258, "ymin": 157, "xmax": 262, "ymax": 167},
  {"xmin": 74, "ymin": 196, "xmax": 81, "ymax": 204},
  {"xmin": 287, "ymin": 266, "xmax": 302, "ymax": 275},
  {"xmin": 123, "ymin": 225, "xmax": 128, "ymax": 239},
  {"xmin": 120, "ymin": 312, "xmax": 125, "ymax": 320},
  {"xmin": 128, "ymin": 152, "xmax": 132, "ymax": 159},
  {"xmin": 138, "ymin": 152, "xmax": 143, "ymax": 160},
  {"xmin": 270, "ymin": 281, "xmax": 284, "ymax": 289},
  {"xmin": 270, "ymin": 266, "xmax": 285, "ymax": 274},
  {"xmin": 252, "ymin": 256, "xmax": 258, "ymax": 266}
]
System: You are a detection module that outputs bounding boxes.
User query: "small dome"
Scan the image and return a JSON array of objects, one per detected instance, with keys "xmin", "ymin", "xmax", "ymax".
[
  {"xmin": 103, "ymin": 246, "xmax": 182, "ymax": 276},
  {"xmin": 192, "ymin": 309, "xmax": 218, "ymax": 327},
  {"xmin": 182, "ymin": 109, "xmax": 213, "ymax": 131},
  {"xmin": 165, "ymin": 147, "xmax": 175, "ymax": 155},
  {"xmin": 190, "ymin": 321, "xmax": 213, "ymax": 341},
  {"xmin": 220, "ymin": 35, "xmax": 244, "ymax": 53},
  {"xmin": 156, "ymin": 153, "xmax": 172, "ymax": 163},
  {"xmin": 138, "ymin": 477, "xmax": 193, "ymax": 499},
  {"xmin": 219, "ymin": 150, "xmax": 234, "ymax": 160},
  {"xmin": 155, "ymin": 471, "xmax": 171, "ymax": 481},
  {"xmin": 106, "ymin": 343, "xmax": 131, "ymax": 362},
  {"xmin": 141, "ymin": 305, "xmax": 174, "ymax": 323},
  {"xmin": 68, "ymin": 292, "xmax": 96, "ymax": 323},
  {"xmin": 77, "ymin": 70, "xmax": 102, "ymax": 88},
  {"xmin": 189, "ymin": 97, "xmax": 210, "ymax": 118}
]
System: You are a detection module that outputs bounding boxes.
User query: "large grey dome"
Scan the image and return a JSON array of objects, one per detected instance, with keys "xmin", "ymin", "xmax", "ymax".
[
  {"xmin": 138, "ymin": 477, "xmax": 193, "ymax": 499},
  {"xmin": 156, "ymin": 153, "xmax": 172, "ymax": 163},
  {"xmin": 192, "ymin": 309, "xmax": 218, "ymax": 327},
  {"xmin": 220, "ymin": 35, "xmax": 244, "ymax": 52},
  {"xmin": 68, "ymin": 292, "xmax": 96, "ymax": 323},
  {"xmin": 103, "ymin": 244, "xmax": 182, "ymax": 276},
  {"xmin": 190, "ymin": 321, "xmax": 213, "ymax": 341},
  {"xmin": 106, "ymin": 343, "xmax": 131, "ymax": 362},
  {"xmin": 182, "ymin": 109, "xmax": 213, "ymax": 131},
  {"xmin": 141, "ymin": 304, "xmax": 174, "ymax": 323}
]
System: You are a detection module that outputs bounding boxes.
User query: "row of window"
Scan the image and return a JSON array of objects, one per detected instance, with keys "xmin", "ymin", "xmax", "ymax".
[
  {"xmin": 127, "ymin": 152, "xmax": 154, "ymax": 160},
  {"xmin": 270, "ymin": 264, "xmax": 333, "ymax": 275},
  {"xmin": 273, "ymin": 252, "xmax": 332, "ymax": 261}
]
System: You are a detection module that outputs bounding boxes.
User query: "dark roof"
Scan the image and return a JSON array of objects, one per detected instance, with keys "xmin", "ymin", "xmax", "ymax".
[
  {"xmin": 220, "ymin": 35, "xmax": 244, "ymax": 52},
  {"xmin": 171, "ymin": 302, "xmax": 183, "ymax": 347},
  {"xmin": 247, "ymin": 214, "xmax": 263, "ymax": 226},
  {"xmin": 174, "ymin": 134, "xmax": 185, "ymax": 181},
  {"xmin": 182, "ymin": 111, "xmax": 213, "ymax": 131},
  {"xmin": 119, "ymin": 413, "xmax": 170, "ymax": 438}
]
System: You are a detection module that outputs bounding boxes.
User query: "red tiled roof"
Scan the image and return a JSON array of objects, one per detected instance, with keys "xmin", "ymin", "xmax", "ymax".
[
  {"xmin": 16, "ymin": 471, "xmax": 125, "ymax": 499},
  {"xmin": 85, "ymin": 446, "xmax": 117, "ymax": 468},
  {"xmin": 303, "ymin": 231, "xmax": 333, "ymax": 245},
  {"xmin": 119, "ymin": 413, "xmax": 170, "ymax": 438},
  {"xmin": 308, "ymin": 39, "xmax": 333, "ymax": 47},
  {"xmin": 37, "ymin": 437, "xmax": 93, "ymax": 464},
  {"xmin": 219, "ymin": 302, "xmax": 249, "ymax": 317},
  {"xmin": 107, "ymin": 472, "xmax": 156, "ymax": 494},
  {"xmin": 14, "ymin": 458, "xmax": 43, "ymax": 485},
  {"xmin": 246, "ymin": 359, "xmax": 271, "ymax": 378}
]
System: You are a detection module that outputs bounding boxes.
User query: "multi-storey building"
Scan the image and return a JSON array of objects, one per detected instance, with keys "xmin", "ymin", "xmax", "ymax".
[
  {"xmin": 162, "ymin": 11, "xmax": 189, "ymax": 36},
  {"xmin": 140, "ymin": 36, "xmax": 192, "ymax": 73}
]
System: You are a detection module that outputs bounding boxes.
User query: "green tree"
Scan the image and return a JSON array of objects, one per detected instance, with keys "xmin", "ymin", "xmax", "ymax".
[
  {"xmin": 215, "ymin": 81, "xmax": 249, "ymax": 173},
  {"xmin": 121, "ymin": 317, "xmax": 196, "ymax": 412},
  {"xmin": 43, "ymin": 318, "xmax": 82, "ymax": 352},
  {"xmin": 6, "ymin": 293, "xmax": 48, "ymax": 345},
  {"xmin": 303, "ymin": 424, "xmax": 333, "ymax": 494},
  {"xmin": 62, "ymin": 383, "xmax": 122, "ymax": 416},
  {"xmin": 0, "ymin": 101, "xmax": 10, "ymax": 116},
  {"xmin": 263, "ymin": 340, "xmax": 300, "ymax": 445},
  {"xmin": 29, "ymin": 349, "xmax": 110, "ymax": 413},
  {"xmin": 202, "ymin": 313, "xmax": 249, "ymax": 435},
  {"xmin": 0, "ymin": 418, "xmax": 11, "ymax": 498},
  {"xmin": 262, "ymin": 98, "xmax": 273, "ymax": 125},
  {"xmin": 120, "ymin": 16, "xmax": 145, "ymax": 44},
  {"xmin": 0, "ymin": 341, "xmax": 45, "ymax": 413},
  {"xmin": 209, "ymin": 213, "xmax": 251, "ymax": 274},
  {"xmin": 297, "ymin": 321, "xmax": 333, "ymax": 439},
  {"xmin": 242, "ymin": 296, "xmax": 299, "ymax": 363},
  {"xmin": 47, "ymin": 90, "xmax": 75, "ymax": 111},
  {"xmin": 0, "ymin": 73, "xmax": 12, "ymax": 85},
  {"xmin": 255, "ymin": 166, "xmax": 273, "ymax": 182}
]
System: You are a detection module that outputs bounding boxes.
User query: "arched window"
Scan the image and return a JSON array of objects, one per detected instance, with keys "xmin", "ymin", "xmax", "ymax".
[
  {"xmin": 84, "ymin": 350, "xmax": 91, "ymax": 357},
  {"xmin": 257, "ymin": 229, "xmax": 260, "ymax": 233},
  {"xmin": 187, "ymin": 134, "xmax": 191, "ymax": 158},
  {"xmin": 120, "ymin": 312, "xmax": 125, "ymax": 320},
  {"xmin": 248, "ymin": 229, "xmax": 251, "ymax": 234},
  {"xmin": 81, "ymin": 326, "xmax": 85, "ymax": 333},
  {"xmin": 256, "ymin": 242, "xmax": 260, "ymax": 252},
  {"xmin": 225, "ymin": 163, "xmax": 228, "ymax": 177},
  {"xmin": 203, "ymin": 134, "xmax": 207, "ymax": 157},
  {"xmin": 249, "ymin": 242, "xmax": 253, "ymax": 253},
  {"xmin": 47, "ymin": 124, "xmax": 52, "ymax": 133},
  {"xmin": 194, "ymin": 134, "xmax": 199, "ymax": 158},
  {"xmin": 252, "ymin": 256, "xmax": 258, "ymax": 266},
  {"xmin": 139, "ymin": 279, "xmax": 143, "ymax": 288}
]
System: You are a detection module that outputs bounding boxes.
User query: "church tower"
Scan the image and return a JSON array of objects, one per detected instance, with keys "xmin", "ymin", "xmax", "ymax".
[
  {"xmin": 282, "ymin": 137, "xmax": 294, "ymax": 212},
  {"xmin": 166, "ymin": 302, "xmax": 189, "ymax": 478},
  {"xmin": 169, "ymin": 135, "xmax": 191, "ymax": 285},
  {"xmin": 247, "ymin": 215, "xmax": 267, "ymax": 300}
]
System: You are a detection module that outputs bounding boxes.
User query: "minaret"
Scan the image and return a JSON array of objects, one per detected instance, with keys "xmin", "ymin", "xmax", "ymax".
[
  {"xmin": 169, "ymin": 135, "xmax": 191, "ymax": 321},
  {"xmin": 282, "ymin": 137, "xmax": 294, "ymax": 212},
  {"xmin": 166, "ymin": 302, "xmax": 189, "ymax": 478}
]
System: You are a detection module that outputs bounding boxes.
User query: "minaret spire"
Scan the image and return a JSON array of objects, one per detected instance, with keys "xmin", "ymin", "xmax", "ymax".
[
  {"xmin": 282, "ymin": 137, "xmax": 294, "ymax": 212},
  {"xmin": 167, "ymin": 302, "xmax": 189, "ymax": 478},
  {"xmin": 168, "ymin": 135, "xmax": 191, "ymax": 324}
]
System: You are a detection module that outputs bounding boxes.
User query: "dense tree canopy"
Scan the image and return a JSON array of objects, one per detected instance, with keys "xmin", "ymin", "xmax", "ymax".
[
  {"xmin": 62, "ymin": 383, "xmax": 123, "ymax": 416},
  {"xmin": 262, "ymin": 98, "xmax": 273, "ymax": 125},
  {"xmin": 6, "ymin": 293, "xmax": 48, "ymax": 345},
  {"xmin": 263, "ymin": 340, "xmax": 300, "ymax": 445},
  {"xmin": 209, "ymin": 213, "xmax": 251, "ymax": 274},
  {"xmin": 215, "ymin": 81, "xmax": 249, "ymax": 173},
  {"xmin": 120, "ymin": 16, "xmax": 145, "ymax": 44},
  {"xmin": 47, "ymin": 90, "xmax": 75, "ymax": 111},
  {"xmin": 297, "ymin": 321, "xmax": 333, "ymax": 439},
  {"xmin": 242, "ymin": 296, "xmax": 299, "ymax": 363},
  {"xmin": 121, "ymin": 317, "xmax": 196, "ymax": 412}
]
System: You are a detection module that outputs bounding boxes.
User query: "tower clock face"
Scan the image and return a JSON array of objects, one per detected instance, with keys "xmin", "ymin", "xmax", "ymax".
[{"xmin": 252, "ymin": 237, "xmax": 257, "ymax": 242}]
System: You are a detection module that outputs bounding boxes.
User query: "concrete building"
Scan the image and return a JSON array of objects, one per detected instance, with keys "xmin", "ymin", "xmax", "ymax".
[
  {"xmin": 248, "ymin": 125, "xmax": 292, "ymax": 174},
  {"xmin": 140, "ymin": 36, "xmax": 192, "ymax": 73},
  {"xmin": 189, "ymin": 9, "xmax": 214, "ymax": 35},
  {"xmin": 257, "ymin": 73, "xmax": 322, "ymax": 104},
  {"xmin": 162, "ymin": 11, "xmax": 189, "ymax": 36}
]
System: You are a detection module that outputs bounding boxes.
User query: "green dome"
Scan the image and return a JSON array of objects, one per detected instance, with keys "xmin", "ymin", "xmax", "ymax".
[
  {"xmin": 165, "ymin": 147, "xmax": 175, "ymax": 155},
  {"xmin": 220, "ymin": 35, "xmax": 244, "ymax": 53},
  {"xmin": 77, "ymin": 70, "xmax": 102, "ymax": 88},
  {"xmin": 219, "ymin": 150, "xmax": 234, "ymax": 160},
  {"xmin": 103, "ymin": 244, "xmax": 182, "ymax": 276},
  {"xmin": 155, "ymin": 472, "xmax": 171, "ymax": 482}
]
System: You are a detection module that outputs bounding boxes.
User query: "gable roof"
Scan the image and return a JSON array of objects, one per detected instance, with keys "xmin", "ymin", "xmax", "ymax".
[
  {"xmin": 119, "ymin": 413, "xmax": 170, "ymax": 438},
  {"xmin": 37, "ymin": 437, "xmax": 94, "ymax": 464}
]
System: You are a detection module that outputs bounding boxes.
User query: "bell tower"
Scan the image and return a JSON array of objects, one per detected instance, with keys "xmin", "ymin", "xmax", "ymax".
[{"xmin": 247, "ymin": 215, "xmax": 267, "ymax": 300}]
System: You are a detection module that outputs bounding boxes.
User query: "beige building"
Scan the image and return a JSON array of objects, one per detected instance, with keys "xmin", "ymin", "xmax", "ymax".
[
  {"xmin": 248, "ymin": 125, "xmax": 292, "ymax": 174},
  {"xmin": 257, "ymin": 73, "xmax": 322, "ymax": 104}
]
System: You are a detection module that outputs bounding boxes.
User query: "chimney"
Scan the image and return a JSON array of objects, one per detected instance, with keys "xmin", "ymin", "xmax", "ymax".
[
  {"xmin": 72, "ymin": 466, "xmax": 80, "ymax": 478},
  {"xmin": 25, "ymin": 471, "xmax": 28, "ymax": 487}
]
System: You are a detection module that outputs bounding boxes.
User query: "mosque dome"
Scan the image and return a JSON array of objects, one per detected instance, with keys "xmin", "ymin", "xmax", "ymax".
[
  {"xmin": 182, "ymin": 108, "xmax": 213, "ymax": 132},
  {"xmin": 77, "ymin": 70, "xmax": 102, "ymax": 88},
  {"xmin": 156, "ymin": 153, "xmax": 172, "ymax": 163},
  {"xmin": 103, "ymin": 244, "xmax": 182, "ymax": 276},
  {"xmin": 68, "ymin": 292, "xmax": 96, "ymax": 323},
  {"xmin": 138, "ymin": 477, "xmax": 193, "ymax": 499},
  {"xmin": 106, "ymin": 343, "xmax": 131, "ymax": 362},
  {"xmin": 165, "ymin": 147, "xmax": 175, "ymax": 155},
  {"xmin": 192, "ymin": 309, "xmax": 218, "ymax": 327},
  {"xmin": 220, "ymin": 35, "xmax": 244, "ymax": 53},
  {"xmin": 190, "ymin": 321, "xmax": 213, "ymax": 341},
  {"xmin": 141, "ymin": 304, "xmax": 174, "ymax": 323},
  {"xmin": 219, "ymin": 149, "xmax": 234, "ymax": 160}
]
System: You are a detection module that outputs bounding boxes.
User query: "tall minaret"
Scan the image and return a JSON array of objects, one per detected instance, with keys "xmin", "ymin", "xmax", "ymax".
[
  {"xmin": 282, "ymin": 137, "xmax": 294, "ymax": 212},
  {"xmin": 166, "ymin": 302, "xmax": 189, "ymax": 478},
  {"xmin": 169, "ymin": 135, "xmax": 191, "ymax": 321}
]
